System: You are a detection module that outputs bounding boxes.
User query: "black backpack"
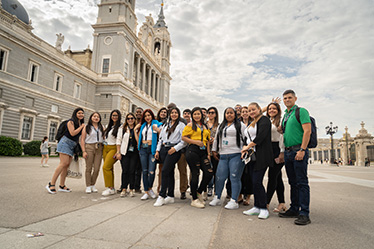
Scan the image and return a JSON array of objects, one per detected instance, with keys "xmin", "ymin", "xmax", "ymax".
[
  {"xmin": 55, "ymin": 120, "xmax": 69, "ymax": 142},
  {"xmin": 295, "ymin": 107, "xmax": 318, "ymax": 148}
]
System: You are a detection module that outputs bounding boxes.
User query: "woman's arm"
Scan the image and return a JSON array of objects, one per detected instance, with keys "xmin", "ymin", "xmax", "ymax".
[
  {"xmin": 252, "ymin": 116, "xmax": 271, "ymax": 146},
  {"xmin": 81, "ymin": 127, "xmax": 88, "ymax": 159},
  {"xmin": 67, "ymin": 120, "xmax": 85, "ymax": 137}
]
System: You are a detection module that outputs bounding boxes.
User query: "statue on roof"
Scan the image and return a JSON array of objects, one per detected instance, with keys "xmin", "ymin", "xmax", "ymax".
[{"xmin": 55, "ymin": 33, "xmax": 64, "ymax": 51}]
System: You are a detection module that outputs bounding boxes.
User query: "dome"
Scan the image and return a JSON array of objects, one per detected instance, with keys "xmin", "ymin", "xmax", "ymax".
[{"xmin": 1, "ymin": 0, "xmax": 30, "ymax": 24}]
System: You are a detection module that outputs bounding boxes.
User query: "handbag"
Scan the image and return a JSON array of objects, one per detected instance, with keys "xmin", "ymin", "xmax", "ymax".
[
  {"xmin": 67, "ymin": 158, "xmax": 85, "ymax": 179},
  {"xmin": 246, "ymin": 130, "xmax": 257, "ymax": 162}
]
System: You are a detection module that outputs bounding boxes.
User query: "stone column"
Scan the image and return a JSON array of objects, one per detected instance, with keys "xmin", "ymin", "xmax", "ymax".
[
  {"xmin": 147, "ymin": 67, "xmax": 152, "ymax": 96},
  {"xmin": 152, "ymin": 72, "xmax": 156, "ymax": 99},
  {"xmin": 136, "ymin": 55, "xmax": 140, "ymax": 87},
  {"xmin": 142, "ymin": 61, "xmax": 146, "ymax": 91}
]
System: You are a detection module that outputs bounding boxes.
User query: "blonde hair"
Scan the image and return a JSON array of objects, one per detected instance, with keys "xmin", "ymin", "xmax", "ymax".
[{"xmin": 248, "ymin": 102, "xmax": 263, "ymax": 128}]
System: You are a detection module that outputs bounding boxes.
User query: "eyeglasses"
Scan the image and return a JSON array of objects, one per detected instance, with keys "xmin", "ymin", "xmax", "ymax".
[
  {"xmin": 127, "ymin": 117, "xmax": 134, "ymax": 120},
  {"xmin": 208, "ymin": 112, "xmax": 215, "ymax": 114}
]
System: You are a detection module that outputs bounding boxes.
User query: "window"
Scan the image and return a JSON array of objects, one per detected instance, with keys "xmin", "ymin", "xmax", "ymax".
[
  {"xmin": 48, "ymin": 121, "xmax": 58, "ymax": 141},
  {"xmin": 28, "ymin": 60, "xmax": 40, "ymax": 82},
  {"xmin": 74, "ymin": 82, "xmax": 81, "ymax": 99},
  {"xmin": 0, "ymin": 47, "xmax": 9, "ymax": 71},
  {"xmin": 54, "ymin": 73, "xmax": 63, "ymax": 92},
  {"xmin": 102, "ymin": 58, "xmax": 110, "ymax": 74},
  {"xmin": 25, "ymin": 97, "xmax": 34, "ymax": 107},
  {"xmin": 124, "ymin": 62, "xmax": 128, "ymax": 78},
  {"xmin": 51, "ymin": 104, "xmax": 58, "ymax": 113},
  {"xmin": 21, "ymin": 116, "xmax": 33, "ymax": 140}
]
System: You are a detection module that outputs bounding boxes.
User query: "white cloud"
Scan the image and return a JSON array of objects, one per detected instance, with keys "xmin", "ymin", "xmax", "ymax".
[{"xmin": 20, "ymin": 0, "xmax": 374, "ymax": 137}]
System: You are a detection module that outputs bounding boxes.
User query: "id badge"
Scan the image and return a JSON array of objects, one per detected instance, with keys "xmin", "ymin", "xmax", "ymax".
[
  {"xmin": 223, "ymin": 140, "xmax": 228, "ymax": 146},
  {"xmin": 128, "ymin": 146, "xmax": 134, "ymax": 152},
  {"xmin": 142, "ymin": 143, "xmax": 149, "ymax": 148},
  {"xmin": 199, "ymin": 146, "xmax": 206, "ymax": 150}
]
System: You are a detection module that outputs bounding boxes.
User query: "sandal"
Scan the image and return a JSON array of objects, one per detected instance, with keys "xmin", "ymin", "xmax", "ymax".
[
  {"xmin": 243, "ymin": 196, "xmax": 250, "ymax": 206},
  {"xmin": 237, "ymin": 194, "xmax": 243, "ymax": 204},
  {"xmin": 273, "ymin": 204, "xmax": 287, "ymax": 213},
  {"xmin": 46, "ymin": 182, "xmax": 56, "ymax": 194},
  {"xmin": 58, "ymin": 185, "xmax": 72, "ymax": 193}
]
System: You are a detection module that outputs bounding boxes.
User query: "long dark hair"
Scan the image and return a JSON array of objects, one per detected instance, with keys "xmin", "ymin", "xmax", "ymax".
[
  {"xmin": 71, "ymin": 107, "xmax": 84, "ymax": 128},
  {"xmin": 191, "ymin": 107, "xmax": 207, "ymax": 131},
  {"xmin": 266, "ymin": 102, "xmax": 282, "ymax": 127},
  {"xmin": 166, "ymin": 107, "xmax": 181, "ymax": 138},
  {"xmin": 104, "ymin": 109, "xmax": 121, "ymax": 138},
  {"xmin": 157, "ymin": 107, "xmax": 168, "ymax": 123},
  {"xmin": 122, "ymin": 112, "xmax": 136, "ymax": 132},
  {"xmin": 141, "ymin": 109, "xmax": 156, "ymax": 124},
  {"xmin": 42, "ymin": 136, "xmax": 48, "ymax": 143},
  {"xmin": 207, "ymin": 106, "xmax": 219, "ymax": 128},
  {"xmin": 216, "ymin": 107, "xmax": 242, "ymax": 151},
  {"xmin": 240, "ymin": 106, "xmax": 253, "ymax": 125},
  {"xmin": 86, "ymin": 112, "xmax": 104, "ymax": 137}
]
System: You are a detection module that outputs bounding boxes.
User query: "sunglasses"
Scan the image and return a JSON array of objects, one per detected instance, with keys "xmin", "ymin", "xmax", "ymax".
[
  {"xmin": 208, "ymin": 112, "xmax": 216, "ymax": 114},
  {"xmin": 127, "ymin": 117, "xmax": 135, "ymax": 120}
]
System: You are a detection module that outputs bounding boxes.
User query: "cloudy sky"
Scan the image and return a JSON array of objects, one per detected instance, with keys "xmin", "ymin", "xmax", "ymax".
[{"xmin": 21, "ymin": 0, "xmax": 374, "ymax": 138}]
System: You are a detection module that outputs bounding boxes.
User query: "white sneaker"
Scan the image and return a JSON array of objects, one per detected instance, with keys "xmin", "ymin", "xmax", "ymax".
[
  {"xmin": 154, "ymin": 196, "xmax": 165, "ymax": 207},
  {"xmin": 202, "ymin": 192, "xmax": 208, "ymax": 201},
  {"xmin": 44, "ymin": 164, "xmax": 50, "ymax": 167},
  {"xmin": 243, "ymin": 207, "xmax": 261, "ymax": 216},
  {"xmin": 198, "ymin": 193, "xmax": 206, "ymax": 205},
  {"xmin": 120, "ymin": 189, "xmax": 127, "ymax": 197},
  {"xmin": 164, "ymin": 196, "xmax": 175, "ymax": 204},
  {"xmin": 91, "ymin": 186, "xmax": 98, "ymax": 193},
  {"xmin": 85, "ymin": 187, "xmax": 92, "ymax": 194},
  {"xmin": 129, "ymin": 190, "xmax": 135, "ymax": 197},
  {"xmin": 102, "ymin": 188, "xmax": 115, "ymax": 196},
  {"xmin": 225, "ymin": 199, "xmax": 239, "ymax": 210},
  {"xmin": 258, "ymin": 209, "xmax": 269, "ymax": 219},
  {"xmin": 141, "ymin": 193, "xmax": 149, "ymax": 200},
  {"xmin": 191, "ymin": 199, "xmax": 205, "ymax": 208},
  {"xmin": 149, "ymin": 189, "xmax": 157, "ymax": 199},
  {"xmin": 209, "ymin": 196, "xmax": 222, "ymax": 206}
]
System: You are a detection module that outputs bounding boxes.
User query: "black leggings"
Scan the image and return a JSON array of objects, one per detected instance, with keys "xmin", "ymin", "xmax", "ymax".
[
  {"xmin": 266, "ymin": 142, "xmax": 285, "ymax": 204},
  {"xmin": 186, "ymin": 145, "xmax": 213, "ymax": 200},
  {"xmin": 120, "ymin": 151, "xmax": 140, "ymax": 190},
  {"xmin": 240, "ymin": 163, "xmax": 253, "ymax": 196},
  {"xmin": 159, "ymin": 146, "xmax": 181, "ymax": 198}
]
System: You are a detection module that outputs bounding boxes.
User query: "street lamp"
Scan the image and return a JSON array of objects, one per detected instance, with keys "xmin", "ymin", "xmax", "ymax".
[
  {"xmin": 345, "ymin": 126, "xmax": 349, "ymax": 165},
  {"xmin": 325, "ymin": 122, "xmax": 338, "ymax": 164}
]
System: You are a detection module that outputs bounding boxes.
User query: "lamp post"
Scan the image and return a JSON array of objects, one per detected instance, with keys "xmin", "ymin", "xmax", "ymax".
[
  {"xmin": 325, "ymin": 122, "xmax": 338, "ymax": 164},
  {"xmin": 345, "ymin": 126, "xmax": 349, "ymax": 165}
]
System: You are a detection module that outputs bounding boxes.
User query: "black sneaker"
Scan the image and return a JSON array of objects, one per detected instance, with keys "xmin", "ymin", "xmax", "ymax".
[
  {"xmin": 207, "ymin": 188, "xmax": 213, "ymax": 197},
  {"xmin": 278, "ymin": 209, "xmax": 299, "ymax": 218},
  {"xmin": 294, "ymin": 215, "xmax": 311, "ymax": 225},
  {"xmin": 180, "ymin": 192, "xmax": 186, "ymax": 199}
]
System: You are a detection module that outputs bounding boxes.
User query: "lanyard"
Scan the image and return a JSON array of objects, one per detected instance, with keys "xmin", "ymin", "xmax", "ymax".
[
  {"xmin": 93, "ymin": 126, "xmax": 100, "ymax": 142},
  {"xmin": 196, "ymin": 123, "xmax": 204, "ymax": 142},
  {"xmin": 282, "ymin": 106, "xmax": 296, "ymax": 132},
  {"xmin": 144, "ymin": 124, "xmax": 151, "ymax": 140},
  {"xmin": 223, "ymin": 123, "xmax": 233, "ymax": 138}
]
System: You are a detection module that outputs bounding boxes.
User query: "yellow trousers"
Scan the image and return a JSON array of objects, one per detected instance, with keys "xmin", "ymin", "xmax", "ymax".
[{"xmin": 102, "ymin": 145, "xmax": 117, "ymax": 188}]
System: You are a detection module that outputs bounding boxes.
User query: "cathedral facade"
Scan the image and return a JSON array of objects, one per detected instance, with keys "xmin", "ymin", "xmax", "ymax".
[{"xmin": 0, "ymin": 0, "xmax": 171, "ymax": 150}]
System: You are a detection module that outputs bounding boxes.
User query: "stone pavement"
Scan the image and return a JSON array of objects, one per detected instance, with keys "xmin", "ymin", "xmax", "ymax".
[{"xmin": 0, "ymin": 157, "xmax": 373, "ymax": 249}]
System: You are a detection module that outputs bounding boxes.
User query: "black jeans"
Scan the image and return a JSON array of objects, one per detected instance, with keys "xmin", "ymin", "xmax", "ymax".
[
  {"xmin": 120, "ymin": 151, "xmax": 140, "ymax": 190},
  {"xmin": 249, "ymin": 161, "xmax": 267, "ymax": 209},
  {"xmin": 159, "ymin": 146, "xmax": 181, "ymax": 198},
  {"xmin": 266, "ymin": 142, "xmax": 285, "ymax": 204},
  {"xmin": 134, "ymin": 160, "xmax": 142, "ymax": 190},
  {"xmin": 186, "ymin": 145, "xmax": 213, "ymax": 200}
]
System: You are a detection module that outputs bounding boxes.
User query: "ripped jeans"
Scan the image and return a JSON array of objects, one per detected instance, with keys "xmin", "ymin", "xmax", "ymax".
[
  {"xmin": 215, "ymin": 153, "xmax": 245, "ymax": 201},
  {"xmin": 186, "ymin": 145, "xmax": 213, "ymax": 200},
  {"xmin": 139, "ymin": 146, "xmax": 156, "ymax": 191}
]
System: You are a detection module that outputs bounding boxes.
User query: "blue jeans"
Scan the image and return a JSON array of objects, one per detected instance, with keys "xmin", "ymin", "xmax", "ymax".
[
  {"xmin": 215, "ymin": 153, "xmax": 245, "ymax": 201},
  {"xmin": 285, "ymin": 149, "xmax": 310, "ymax": 216},
  {"xmin": 139, "ymin": 146, "xmax": 156, "ymax": 191}
]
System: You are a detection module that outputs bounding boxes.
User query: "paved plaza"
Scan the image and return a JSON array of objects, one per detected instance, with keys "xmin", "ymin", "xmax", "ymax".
[{"xmin": 0, "ymin": 157, "xmax": 373, "ymax": 249}]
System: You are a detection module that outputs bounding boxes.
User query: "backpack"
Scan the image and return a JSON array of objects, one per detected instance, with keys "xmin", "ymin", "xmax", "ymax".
[
  {"xmin": 295, "ymin": 107, "xmax": 318, "ymax": 148},
  {"xmin": 55, "ymin": 120, "xmax": 69, "ymax": 142}
]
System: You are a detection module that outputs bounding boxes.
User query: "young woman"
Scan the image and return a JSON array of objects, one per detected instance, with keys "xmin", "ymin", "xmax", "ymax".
[
  {"xmin": 153, "ymin": 107, "xmax": 186, "ymax": 206},
  {"xmin": 207, "ymin": 107, "xmax": 219, "ymax": 197},
  {"xmin": 40, "ymin": 136, "xmax": 50, "ymax": 167},
  {"xmin": 182, "ymin": 107, "xmax": 213, "ymax": 208},
  {"xmin": 265, "ymin": 102, "xmax": 286, "ymax": 212},
  {"xmin": 241, "ymin": 103, "xmax": 273, "ymax": 219},
  {"xmin": 210, "ymin": 107, "xmax": 246, "ymax": 209},
  {"xmin": 81, "ymin": 112, "xmax": 104, "ymax": 194},
  {"xmin": 116, "ymin": 112, "xmax": 139, "ymax": 197},
  {"xmin": 102, "ymin": 110, "xmax": 122, "ymax": 196},
  {"xmin": 156, "ymin": 107, "xmax": 168, "ymax": 193},
  {"xmin": 239, "ymin": 106, "xmax": 253, "ymax": 206},
  {"xmin": 46, "ymin": 108, "xmax": 85, "ymax": 194},
  {"xmin": 135, "ymin": 109, "xmax": 162, "ymax": 200}
]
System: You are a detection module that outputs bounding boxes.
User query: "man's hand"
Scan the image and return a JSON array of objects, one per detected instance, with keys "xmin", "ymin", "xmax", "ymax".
[{"xmin": 295, "ymin": 150, "xmax": 305, "ymax": 161}]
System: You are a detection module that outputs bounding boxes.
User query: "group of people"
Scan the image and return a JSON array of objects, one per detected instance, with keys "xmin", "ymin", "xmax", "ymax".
[{"xmin": 45, "ymin": 89, "xmax": 312, "ymax": 225}]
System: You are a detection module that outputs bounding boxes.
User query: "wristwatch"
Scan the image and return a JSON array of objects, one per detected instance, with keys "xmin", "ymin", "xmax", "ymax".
[{"xmin": 299, "ymin": 148, "xmax": 306, "ymax": 152}]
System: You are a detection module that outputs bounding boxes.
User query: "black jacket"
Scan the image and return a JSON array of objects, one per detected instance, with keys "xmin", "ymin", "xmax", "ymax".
[{"xmin": 252, "ymin": 116, "xmax": 273, "ymax": 171}]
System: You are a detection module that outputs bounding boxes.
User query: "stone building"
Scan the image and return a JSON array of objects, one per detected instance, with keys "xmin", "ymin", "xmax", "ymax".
[
  {"xmin": 0, "ymin": 0, "xmax": 171, "ymax": 151},
  {"xmin": 309, "ymin": 122, "xmax": 374, "ymax": 166}
]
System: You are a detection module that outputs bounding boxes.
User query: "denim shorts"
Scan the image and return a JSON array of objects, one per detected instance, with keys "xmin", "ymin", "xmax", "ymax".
[
  {"xmin": 56, "ymin": 136, "xmax": 77, "ymax": 157},
  {"xmin": 41, "ymin": 152, "xmax": 48, "ymax": 155}
]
